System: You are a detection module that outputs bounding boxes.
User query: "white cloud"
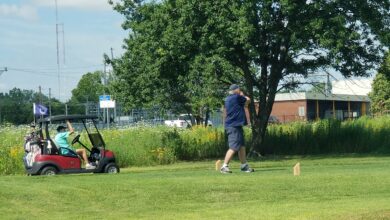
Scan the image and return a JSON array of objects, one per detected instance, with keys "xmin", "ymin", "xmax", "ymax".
[
  {"xmin": 0, "ymin": 4, "xmax": 38, "ymax": 20},
  {"xmin": 32, "ymin": 0, "xmax": 113, "ymax": 11}
]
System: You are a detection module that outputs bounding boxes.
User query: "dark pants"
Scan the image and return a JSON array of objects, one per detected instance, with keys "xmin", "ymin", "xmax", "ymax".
[{"xmin": 225, "ymin": 126, "xmax": 244, "ymax": 151}]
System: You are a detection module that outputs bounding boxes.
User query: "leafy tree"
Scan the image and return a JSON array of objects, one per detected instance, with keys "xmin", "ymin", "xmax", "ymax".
[
  {"xmin": 68, "ymin": 71, "xmax": 106, "ymax": 115},
  {"xmin": 108, "ymin": 1, "xmax": 237, "ymax": 120},
  {"xmin": 70, "ymin": 71, "xmax": 106, "ymax": 103},
  {"xmin": 111, "ymin": 0, "xmax": 389, "ymax": 153},
  {"xmin": 0, "ymin": 88, "xmax": 63, "ymax": 124},
  {"xmin": 369, "ymin": 53, "xmax": 390, "ymax": 115}
]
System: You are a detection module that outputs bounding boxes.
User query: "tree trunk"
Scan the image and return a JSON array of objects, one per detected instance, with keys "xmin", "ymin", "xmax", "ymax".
[
  {"xmin": 204, "ymin": 105, "xmax": 210, "ymax": 127},
  {"xmin": 248, "ymin": 88, "xmax": 279, "ymax": 155}
]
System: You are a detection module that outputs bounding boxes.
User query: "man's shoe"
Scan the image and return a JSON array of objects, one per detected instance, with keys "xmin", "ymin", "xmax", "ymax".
[
  {"xmin": 241, "ymin": 164, "xmax": 254, "ymax": 173},
  {"xmin": 86, "ymin": 163, "xmax": 96, "ymax": 169},
  {"xmin": 220, "ymin": 166, "xmax": 232, "ymax": 174}
]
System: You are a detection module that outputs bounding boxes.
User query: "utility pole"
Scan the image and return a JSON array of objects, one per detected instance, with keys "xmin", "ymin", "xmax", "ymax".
[
  {"xmin": 54, "ymin": 0, "xmax": 65, "ymax": 100},
  {"xmin": 110, "ymin": 47, "xmax": 115, "ymax": 125},
  {"xmin": 0, "ymin": 67, "xmax": 8, "ymax": 122},
  {"xmin": 103, "ymin": 62, "xmax": 107, "ymax": 86},
  {"xmin": 325, "ymin": 71, "xmax": 332, "ymax": 96},
  {"xmin": 85, "ymin": 96, "xmax": 89, "ymax": 115},
  {"xmin": 103, "ymin": 62, "xmax": 107, "ymax": 124},
  {"xmin": 65, "ymin": 103, "xmax": 68, "ymax": 115},
  {"xmin": 107, "ymin": 105, "xmax": 110, "ymax": 129},
  {"xmin": 104, "ymin": 62, "xmax": 110, "ymax": 129},
  {"xmin": 61, "ymin": 23, "xmax": 66, "ymax": 64},
  {"xmin": 0, "ymin": 67, "xmax": 7, "ymax": 122},
  {"xmin": 110, "ymin": 47, "xmax": 114, "ymax": 60},
  {"xmin": 39, "ymin": 86, "xmax": 42, "ymax": 105},
  {"xmin": 55, "ymin": 0, "xmax": 61, "ymax": 100},
  {"xmin": 39, "ymin": 86, "xmax": 43, "ymax": 120},
  {"xmin": 49, "ymin": 88, "xmax": 52, "ymax": 118}
]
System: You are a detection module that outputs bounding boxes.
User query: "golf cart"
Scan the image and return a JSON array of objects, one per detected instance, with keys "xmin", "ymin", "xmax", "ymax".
[{"xmin": 24, "ymin": 115, "xmax": 119, "ymax": 175}]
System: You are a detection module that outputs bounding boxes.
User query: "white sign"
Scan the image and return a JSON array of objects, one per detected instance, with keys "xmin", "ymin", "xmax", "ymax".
[
  {"xmin": 100, "ymin": 100, "xmax": 115, "ymax": 108},
  {"xmin": 99, "ymin": 95, "xmax": 115, "ymax": 108},
  {"xmin": 298, "ymin": 106, "xmax": 305, "ymax": 117}
]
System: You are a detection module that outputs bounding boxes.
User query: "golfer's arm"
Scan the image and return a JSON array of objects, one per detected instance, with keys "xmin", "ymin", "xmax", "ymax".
[
  {"xmin": 66, "ymin": 121, "xmax": 75, "ymax": 134},
  {"xmin": 245, "ymin": 96, "xmax": 251, "ymax": 106}
]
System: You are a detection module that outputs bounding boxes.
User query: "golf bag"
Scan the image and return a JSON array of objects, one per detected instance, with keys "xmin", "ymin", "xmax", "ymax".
[
  {"xmin": 23, "ymin": 132, "xmax": 41, "ymax": 169},
  {"xmin": 23, "ymin": 142, "xmax": 41, "ymax": 169}
]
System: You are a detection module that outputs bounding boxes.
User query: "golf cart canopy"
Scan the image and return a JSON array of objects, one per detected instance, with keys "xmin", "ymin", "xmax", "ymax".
[{"xmin": 38, "ymin": 115, "xmax": 98, "ymax": 123}]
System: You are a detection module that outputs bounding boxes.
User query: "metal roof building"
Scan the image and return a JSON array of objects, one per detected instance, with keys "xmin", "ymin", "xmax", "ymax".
[{"xmin": 270, "ymin": 92, "xmax": 370, "ymax": 122}]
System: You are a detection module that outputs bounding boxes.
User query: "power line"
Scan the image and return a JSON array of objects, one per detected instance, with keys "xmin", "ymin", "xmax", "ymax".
[
  {"xmin": 6, "ymin": 67, "xmax": 96, "ymax": 75},
  {"xmin": 325, "ymin": 71, "xmax": 368, "ymax": 102},
  {"xmin": 7, "ymin": 64, "xmax": 103, "ymax": 71},
  {"xmin": 284, "ymin": 71, "xmax": 369, "ymax": 102},
  {"xmin": 0, "ymin": 67, "xmax": 7, "ymax": 76},
  {"xmin": 6, "ymin": 68, "xmax": 81, "ymax": 79},
  {"xmin": 345, "ymin": 78, "xmax": 372, "ymax": 90}
]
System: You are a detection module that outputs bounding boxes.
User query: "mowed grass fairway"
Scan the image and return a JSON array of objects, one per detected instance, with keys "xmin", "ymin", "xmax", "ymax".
[{"xmin": 1, "ymin": 156, "xmax": 390, "ymax": 220}]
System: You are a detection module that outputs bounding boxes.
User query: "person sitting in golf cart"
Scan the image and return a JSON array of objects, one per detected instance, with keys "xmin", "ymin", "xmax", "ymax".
[{"xmin": 55, "ymin": 120, "xmax": 95, "ymax": 169}]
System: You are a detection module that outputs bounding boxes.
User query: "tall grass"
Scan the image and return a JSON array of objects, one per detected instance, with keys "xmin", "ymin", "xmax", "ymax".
[
  {"xmin": 1, "ymin": 116, "xmax": 390, "ymax": 175},
  {"xmin": 103, "ymin": 126, "xmax": 225, "ymax": 166},
  {"xmin": 0, "ymin": 125, "xmax": 27, "ymax": 175},
  {"xmin": 162, "ymin": 126, "xmax": 226, "ymax": 160},
  {"xmin": 263, "ymin": 116, "xmax": 390, "ymax": 154},
  {"xmin": 101, "ymin": 126, "xmax": 176, "ymax": 167}
]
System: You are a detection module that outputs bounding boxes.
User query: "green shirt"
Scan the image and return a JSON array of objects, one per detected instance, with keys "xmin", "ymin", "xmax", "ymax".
[{"xmin": 55, "ymin": 131, "xmax": 73, "ymax": 154}]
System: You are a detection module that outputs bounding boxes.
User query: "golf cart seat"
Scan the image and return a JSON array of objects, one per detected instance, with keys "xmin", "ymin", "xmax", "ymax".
[{"xmin": 58, "ymin": 147, "xmax": 78, "ymax": 158}]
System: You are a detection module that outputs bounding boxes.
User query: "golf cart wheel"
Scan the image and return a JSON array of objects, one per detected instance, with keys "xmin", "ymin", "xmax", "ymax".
[
  {"xmin": 104, "ymin": 163, "xmax": 120, "ymax": 174},
  {"xmin": 41, "ymin": 166, "xmax": 58, "ymax": 176}
]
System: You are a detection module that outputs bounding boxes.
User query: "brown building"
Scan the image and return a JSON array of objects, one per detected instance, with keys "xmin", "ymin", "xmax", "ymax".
[{"xmin": 269, "ymin": 92, "xmax": 370, "ymax": 123}]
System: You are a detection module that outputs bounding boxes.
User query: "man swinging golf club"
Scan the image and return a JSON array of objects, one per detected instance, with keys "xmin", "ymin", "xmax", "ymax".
[{"xmin": 220, "ymin": 84, "xmax": 254, "ymax": 174}]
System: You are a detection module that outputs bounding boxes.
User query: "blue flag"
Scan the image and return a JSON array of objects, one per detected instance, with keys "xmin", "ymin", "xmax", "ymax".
[{"xmin": 33, "ymin": 103, "xmax": 48, "ymax": 116}]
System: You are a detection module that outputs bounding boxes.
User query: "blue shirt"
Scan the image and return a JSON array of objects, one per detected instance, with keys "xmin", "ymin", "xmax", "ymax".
[{"xmin": 225, "ymin": 94, "xmax": 247, "ymax": 127}]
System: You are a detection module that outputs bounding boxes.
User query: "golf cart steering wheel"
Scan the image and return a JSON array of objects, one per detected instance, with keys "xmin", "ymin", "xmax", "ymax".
[{"xmin": 71, "ymin": 134, "xmax": 81, "ymax": 145}]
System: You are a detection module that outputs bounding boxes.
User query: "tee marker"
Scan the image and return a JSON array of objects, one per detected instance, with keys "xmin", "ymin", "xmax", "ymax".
[
  {"xmin": 293, "ymin": 162, "xmax": 301, "ymax": 176},
  {"xmin": 215, "ymin": 160, "xmax": 222, "ymax": 171}
]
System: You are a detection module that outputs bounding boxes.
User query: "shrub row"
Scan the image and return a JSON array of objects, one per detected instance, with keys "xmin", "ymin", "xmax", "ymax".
[
  {"xmin": 263, "ymin": 116, "xmax": 390, "ymax": 154},
  {"xmin": 1, "ymin": 116, "xmax": 390, "ymax": 175}
]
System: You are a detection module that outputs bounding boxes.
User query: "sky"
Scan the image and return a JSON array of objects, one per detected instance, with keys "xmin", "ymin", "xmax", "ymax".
[{"xmin": 0, "ymin": 0, "xmax": 127, "ymax": 101}]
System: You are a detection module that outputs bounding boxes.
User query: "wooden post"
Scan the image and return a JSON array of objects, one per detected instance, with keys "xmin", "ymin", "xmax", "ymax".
[
  {"xmin": 348, "ymin": 101, "xmax": 351, "ymax": 119},
  {"xmin": 332, "ymin": 100, "xmax": 336, "ymax": 119},
  {"xmin": 361, "ymin": 102, "xmax": 366, "ymax": 116}
]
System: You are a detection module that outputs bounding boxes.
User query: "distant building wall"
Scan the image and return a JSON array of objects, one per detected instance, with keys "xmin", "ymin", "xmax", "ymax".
[
  {"xmin": 251, "ymin": 92, "xmax": 371, "ymax": 123},
  {"xmin": 270, "ymin": 100, "xmax": 307, "ymax": 123}
]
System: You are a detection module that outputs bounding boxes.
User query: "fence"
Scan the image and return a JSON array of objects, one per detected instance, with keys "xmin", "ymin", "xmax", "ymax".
[{"xmin": 61, "ymin": 102, "xmax": 224, "ymax": 128}]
